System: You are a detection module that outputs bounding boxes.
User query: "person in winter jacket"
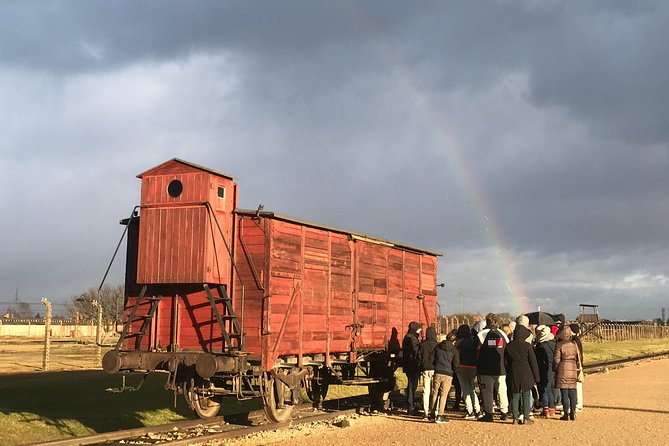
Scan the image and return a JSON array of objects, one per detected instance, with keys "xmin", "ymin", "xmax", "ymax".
[
  {"xmin": 476, "ymin": 313, "xmax": 510, "ymax": 422},
  {"xmin": 569, "ymin": 323, "xmax": 585, "ymax": 412},
  {"xmin": 402, "ymin": 321, "xmax": 422, "ymax": 414},
  {"xmin": 553, "ymin": 325, "xmax": 581, "ymax": 421},
  {"xmin": 417, "ymin": 326, "xmax": 438, "ymax": 419},
  {"xmin": 505, "ymin": 325, "xmax": 540, "ymax": 424},
  {"xmin": 455, "ymin": 324, "xmax": 481, "ymax": 419},
  {"xmin": 535, "ymin": 325, "xmax": 556, "ymax": 417},
  {"xmin": 431, "ymin": 330, "xmax": 460, "ymax": 423}
]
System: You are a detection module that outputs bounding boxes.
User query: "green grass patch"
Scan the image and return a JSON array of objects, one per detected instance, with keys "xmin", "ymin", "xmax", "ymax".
[
  {"xmin": 0, "ymin": 370, "xmax": 259, "ymax": 446},
  {"xmin": 583, "ymin": 338, "xmax": 669, "ymax": 363}
]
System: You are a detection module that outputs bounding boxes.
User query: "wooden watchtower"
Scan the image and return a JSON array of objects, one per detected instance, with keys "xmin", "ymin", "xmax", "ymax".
[{"xmin": 578, "ymin": 304, "xmax": 603, "ymax": 342}]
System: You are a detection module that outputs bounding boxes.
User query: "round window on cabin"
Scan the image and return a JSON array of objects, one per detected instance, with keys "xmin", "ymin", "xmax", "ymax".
[{"xmin": 167, "ymin": 179, "xmax": 183, "ymax": 198}]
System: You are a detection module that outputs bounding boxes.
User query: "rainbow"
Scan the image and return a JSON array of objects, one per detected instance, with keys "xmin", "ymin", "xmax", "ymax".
[
  {"xmin": 345, "ymin": 5, "xmax": 530, "ymax": 314},
  {"xmin": 415, "ymin": 95, "xmax": 530, "ymax": 315}
]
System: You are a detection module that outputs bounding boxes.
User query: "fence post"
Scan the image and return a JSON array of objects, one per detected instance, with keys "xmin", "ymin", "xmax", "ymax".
[
  {"xmin": 41, "ymin": 297, "xmax": 52, "ymax": 371},
  {"xmin": 95, "ymin": 301, "xmax": 103, "ymax": 367}
]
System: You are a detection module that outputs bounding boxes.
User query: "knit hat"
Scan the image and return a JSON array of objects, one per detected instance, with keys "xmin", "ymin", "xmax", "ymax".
[
  {"xmin": 569, "ymin": 323, "xmax": 580, "ymax": 335},
  {"xmin": 425, "ymin": 326, "xmax": 437, "ymax": 341},
  {"xmin": 536, "ymin": 324, "xmax": 554, "ymax": 343},
  {"xmin": 557, "ymin": 325, "xmax": 573, "ymax": 341},
  {"xmin": 513, "ymin": 324, "xmax": 533, "ymax": 344},
  {"xmin": 456, "ymin": 324, "xmax": 472, "ymax": 340},
  {"xmin": 516, "ymin": 314, "xmax": 530, "ymax": 328}
]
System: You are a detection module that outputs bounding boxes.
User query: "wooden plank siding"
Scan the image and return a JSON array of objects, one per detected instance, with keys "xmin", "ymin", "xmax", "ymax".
[
  {"xmin": 257, "ymin": 217, "xmax": 438, "ymax": 369},
  {"xmin": 137, "ymin": 206, "xmax": 208, "ymax": 283},
  {"xmin": 121, "ymin": 160, "xmax": 439, "ymax": 370},
  {"xmin": 137, "ymin": 159, "xmax": 237, "ymax": 285},
  {"xmin": 231, "ymin": 215, "xmax": 267, "ymax": 357}
]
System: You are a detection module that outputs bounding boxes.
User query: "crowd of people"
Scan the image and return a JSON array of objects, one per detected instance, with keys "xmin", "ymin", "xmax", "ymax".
[{"xmin": 401, "ymin": 312, "xmax": 584, "ymax": 425}]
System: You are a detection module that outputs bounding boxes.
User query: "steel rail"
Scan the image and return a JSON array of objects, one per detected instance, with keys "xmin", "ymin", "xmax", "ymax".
[
  {"xmin": 163, "ymin": 407, "xmax": 359, "ymax": 446},
  {"xmin": 31, "ymin": 396, "xmax": 367, "ymax": 446},
  {"xmin": 582, "ymin": 349, "xmax": 669, "ymax": 371}
]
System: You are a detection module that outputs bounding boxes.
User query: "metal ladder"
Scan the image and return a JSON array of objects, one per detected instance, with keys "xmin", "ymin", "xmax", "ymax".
[
  {"xmin": 115, "ymin": 285, "xmax": 160, "ymax": 350},
  {"xmin": 203, "ymin": 284, "xmax": 243, "ymax": 352}
]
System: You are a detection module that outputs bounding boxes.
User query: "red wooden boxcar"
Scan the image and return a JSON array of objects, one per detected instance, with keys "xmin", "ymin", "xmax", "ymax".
[{"xmin": 103, "ymin": 158, "xmax": 440, "ymax": 420}]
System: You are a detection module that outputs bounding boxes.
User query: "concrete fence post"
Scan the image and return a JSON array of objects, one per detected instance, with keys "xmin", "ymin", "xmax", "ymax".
[{"xmin": 41, "ymin": 297, "xmax": 52, "ymax": 371}]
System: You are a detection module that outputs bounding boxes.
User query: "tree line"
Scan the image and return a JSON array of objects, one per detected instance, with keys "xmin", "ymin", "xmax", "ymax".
[{"xmin": 3, "ymin": 284, "xmax": 125, "ymax": 331}]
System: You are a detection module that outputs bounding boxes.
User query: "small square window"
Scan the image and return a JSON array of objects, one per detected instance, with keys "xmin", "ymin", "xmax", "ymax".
[{"xmin": 217, "ymin": 186, "xmax": 226, "ymax": 199}]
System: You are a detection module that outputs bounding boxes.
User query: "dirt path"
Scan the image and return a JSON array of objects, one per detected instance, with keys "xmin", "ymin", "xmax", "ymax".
[{"xmin": 216, "ymin": 358, "xmax": 669, "ymax": 446}]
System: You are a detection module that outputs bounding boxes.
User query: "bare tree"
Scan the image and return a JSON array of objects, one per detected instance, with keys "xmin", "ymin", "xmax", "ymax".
[
  {"xmin": 5, "ymin": 299, "xmax": 35, "ymax": 319},
  {"xmin": 66, "ymin": 284, "xmax": 125, "ymax": 331}
]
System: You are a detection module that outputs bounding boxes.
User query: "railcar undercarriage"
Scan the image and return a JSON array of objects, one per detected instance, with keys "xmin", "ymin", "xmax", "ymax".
[{"xmin": 103, "ymin": 348, "xmax": 399, "ymax": 420}]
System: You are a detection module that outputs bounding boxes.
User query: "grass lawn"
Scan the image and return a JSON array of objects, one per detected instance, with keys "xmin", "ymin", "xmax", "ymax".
[
  {"xmin": 0, "ymin": 371, "xmax": 260, "ymax": 446},
  {"xmin": 582, "ymin": 338, "xmax": 669, "ymax": 363}
]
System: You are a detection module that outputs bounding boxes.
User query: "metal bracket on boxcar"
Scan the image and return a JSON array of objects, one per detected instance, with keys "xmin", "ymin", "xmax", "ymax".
[
  {"xmin": 253, "ymin": 204, "xmax": 264, "ymax": 220},
  {"xmin": 106, "ymin": 371, "xmax": 149, "ymax": 393},
  {"xmin": 346, "ymin": 323, "xmax": 364, "ymax": 354},
  {"xmin": 271, "ymin": 368, "xmax": 308, "ymax": 389},
  {"xmin": 346, "ymin": 323, "xmax": 364, "ymax": 341}
]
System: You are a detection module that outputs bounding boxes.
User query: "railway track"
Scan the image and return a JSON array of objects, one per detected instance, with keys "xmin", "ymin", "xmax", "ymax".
[
  {"xmin": 33, "ymin": 395, "xmax": 368, "ymax": 446},
  {"xmin": 33, "ymin": 350, "xmax": 669, "ymax": 446},
  {"xmin": 582, "ymin": 349, "xmax": 669, "ymax": 372}
]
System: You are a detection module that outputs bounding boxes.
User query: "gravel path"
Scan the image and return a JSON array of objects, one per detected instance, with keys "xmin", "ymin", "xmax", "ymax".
[{"xmin": 214, "ymin": 357, "xmax": 669, "ymax": 446}]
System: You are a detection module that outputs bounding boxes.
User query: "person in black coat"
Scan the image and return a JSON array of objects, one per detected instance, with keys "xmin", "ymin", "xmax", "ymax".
[
  {"xmin": 402, "ymin": 321, "xmax": 422, "ymax": 414},
  {"xmin": 430, "ymin": 330, "xmax": 460, "ymax": 423},
  {"xmin": 535, "ymin": 324, "xmax": 556, "ymax": 417},
  {"xmin": 476, "ymin": 313, "xmax": 510, "ymax": 421},
  {"xmin": 504, "ymin": 325, "xmax": 540, "ymax": 424},
  {"xmin": 455, "ymin": 324, "xmax": 482, "ymax": 418},
  {"xmin": 417, "ymin": 326, "xmax": 438, "ymax": 419}
]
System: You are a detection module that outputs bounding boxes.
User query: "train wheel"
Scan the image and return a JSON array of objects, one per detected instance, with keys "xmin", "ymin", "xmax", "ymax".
[
  {"xmin": 183, "ymin": 379, "xmax": 221, "ymax": 419},
  {"xmin": 263, "ymin": 374, "xmax": 294, "ymax": 422}
]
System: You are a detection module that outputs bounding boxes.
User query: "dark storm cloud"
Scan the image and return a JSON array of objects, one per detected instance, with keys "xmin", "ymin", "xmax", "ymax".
[
  {"xmin": 5, "ymin": 0, "xmax": 669, "ymax": 151},
  {"xmin": 0, "ymin": 0, "xmax": 422, "ymax": 73},
  {"xmin": 526, "ymin": 2, "xmax": 669, "ymax": 146},
  {"xmin": 1, "ymin": 1, "xmax": 668, "ymax": 318},
  {"xmin": 187, "ymin": 0, "xmax": 669, "ymax": 254}
]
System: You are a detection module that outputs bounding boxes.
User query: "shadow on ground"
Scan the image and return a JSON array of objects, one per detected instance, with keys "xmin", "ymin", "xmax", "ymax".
[
  {"xmin": 586, "ymin": 405, "xmax": 669, "ymax": 415},
  {"xmin": 0, "ymin": 370, "xmax": 261, "ymax": 443}
]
